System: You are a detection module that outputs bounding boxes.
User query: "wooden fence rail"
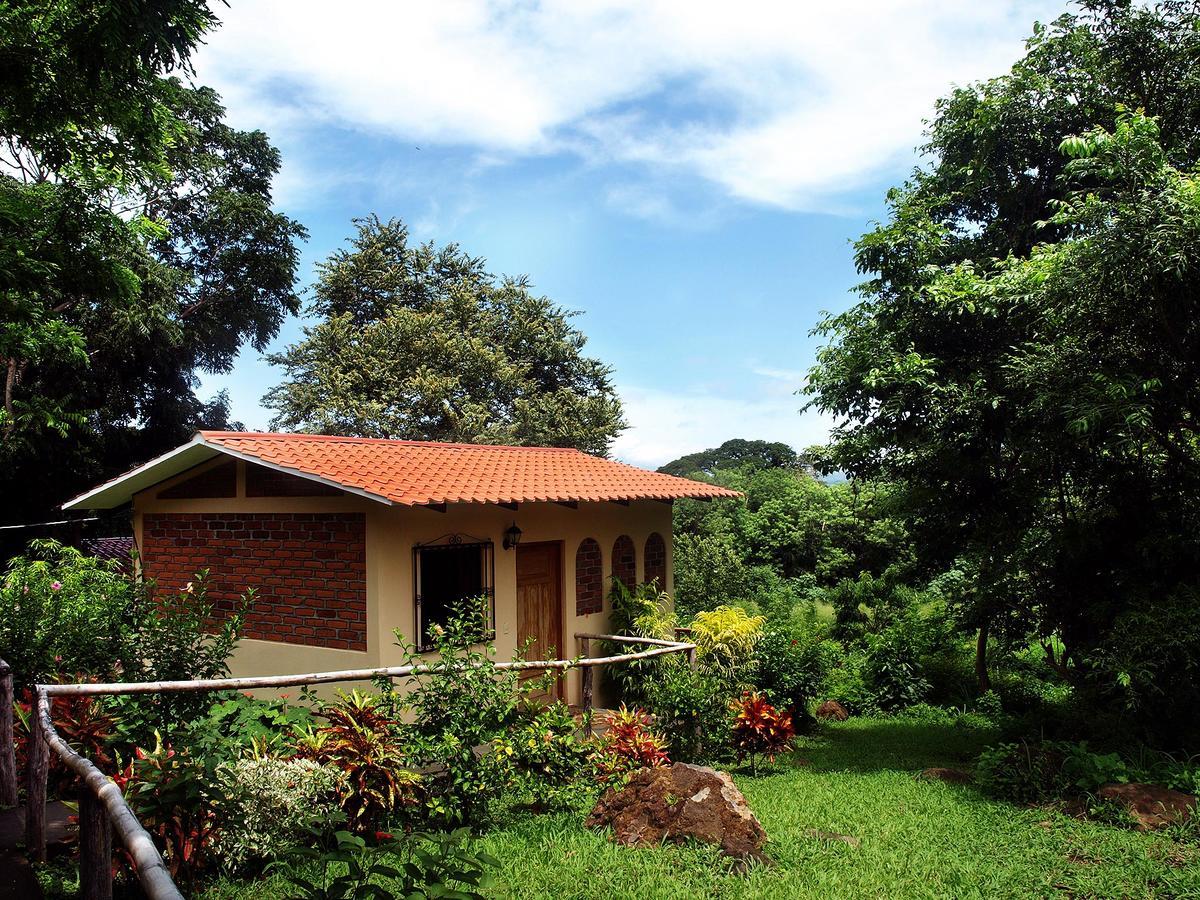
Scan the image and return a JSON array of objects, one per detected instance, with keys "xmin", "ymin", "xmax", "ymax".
[{"xmin": 17, "ymin": 633, "xmax": 695, "ymax": 900}]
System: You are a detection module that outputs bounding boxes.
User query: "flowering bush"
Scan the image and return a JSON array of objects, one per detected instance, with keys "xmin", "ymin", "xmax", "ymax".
[
  {"xmin": 0, "ymin": 540, "xmax": 136, "ymax": 686},
  {"xmin": 294, "ymin": 690, "xmax": 421, "ymax": 833},
  {"xmin": 730, "ymin": 691, "xmax": 795, "ymax": 774},
  {"xmin": 592, "ymin": 705, "xmax": 670, "ymax": 785},
  {"xmin": 212, "ymin": 757, "xmax": 342, "ymax": 874}
]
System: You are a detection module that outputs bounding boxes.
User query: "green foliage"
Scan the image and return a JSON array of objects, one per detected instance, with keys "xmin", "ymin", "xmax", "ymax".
[
  {"xmin": 0, "ymin": 540, "xmax": 136, "ymax": 686},
  {"xmin": 690, "ymin": 606, "xmax": 764, "ymax": 682},
  {"xmin": 212, "ymin": 757, "xmax": 342, "ymax": 875},
  {"xmin": 605, "ymin": 579, "xmax": 678, "ymax": 704},
  {"xmin": 274, "ymin": 828, "xmax": 496, "ymax": 900},
  {"xmin": 493, "ymin": 702, "xmax": 593, "ymax": 810},
  {"xmin": 752, "ymin": 618, "xmax": 832, "ymax": 727},
  {"xmin": 642, "ymin": 663, "xmax": 733, "ymax": 763},
  {"xmin": 806, "ymin": 1, "xmax": 1200, "ymax": 748},
  {"xmin": 0, "ymin": 2, "xmax": 303, "ymax": 554},
  {"xmin": 396, "ymin": 610, "xmax": 542, "ymax": 826},
  {"xmin": 119, "ymin": 734, "xmax": 224, "ymax": 890},
  {"xmin": 184, "ymin": 692, "xmax": 317, "ymax": 759},
  {"xmin": 263, "ymin": 217, "xmax": 624, "ymax": 455},
  {"xmin": 657, "ymin": 439, "xmax": 800, "ymax": 478}
]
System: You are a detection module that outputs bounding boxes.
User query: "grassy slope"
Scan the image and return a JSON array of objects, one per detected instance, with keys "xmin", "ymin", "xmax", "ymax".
[
  {"xmin": 478, "ymin": 720, "xmax": 1198, "ymax": 900},
  {"xmin": 201, "ymin": 719, "xmax": 1199, "ymax": 900}
]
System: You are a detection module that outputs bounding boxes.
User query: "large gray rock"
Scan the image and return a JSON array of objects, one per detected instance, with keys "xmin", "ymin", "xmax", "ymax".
[{"xmin": 585, "ymin": 762, "xmax": 767, "ymax": 860}]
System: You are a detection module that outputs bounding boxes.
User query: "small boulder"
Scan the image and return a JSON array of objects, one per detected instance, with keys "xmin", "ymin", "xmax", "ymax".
[
  {"xmin": 1096, "ymin": 783, "xmax": 1196, "ymax": 831},
  {"xmin": 586, "ymin": 762, "xmax": 767, "ymax": 860},
  {"xmin": 815, "ymin": 700, "xmax": 849, "ymax": 721},
  {"xmin": 919, "ymin": 767, "xmax": 973, "ymax": 785}
]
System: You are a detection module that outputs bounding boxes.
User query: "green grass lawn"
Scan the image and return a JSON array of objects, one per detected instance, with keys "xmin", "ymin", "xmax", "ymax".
[{"xmin": 200, "ymin": 718, "xmax": 1200, "ymax": 900}]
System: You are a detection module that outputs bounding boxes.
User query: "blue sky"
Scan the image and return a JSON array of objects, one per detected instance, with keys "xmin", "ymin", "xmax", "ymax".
[{"xmin": 193, "ymin": 0, "xmax": 1065, "ymax": 468}]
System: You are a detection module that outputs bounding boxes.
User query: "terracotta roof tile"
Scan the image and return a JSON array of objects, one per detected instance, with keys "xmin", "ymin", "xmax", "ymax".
[{"xmin": 198, "ymin": 432, "xmax": 742, "ymax": 506}]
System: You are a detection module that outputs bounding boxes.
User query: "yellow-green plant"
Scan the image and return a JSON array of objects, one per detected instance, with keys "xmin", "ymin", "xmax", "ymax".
[{"xmin": 690, "ymin": 606, "xmax": 765, "ymax": 679}]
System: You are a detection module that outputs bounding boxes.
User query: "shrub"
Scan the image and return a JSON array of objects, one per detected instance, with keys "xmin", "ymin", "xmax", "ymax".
[
  {"xmin": 182, "ymin": 691, "xmax": 317, "ymax": 759},
  {"xmin": 861, "ymin": 620, "xmax": 931, "ymax": 712},
  {"xmin": 397, "ymin": 605, "xmax": 536, "ymax": 825},
  {"xmin": 643, "ymin": 662, "xmax": 733, "ymax": 763},
  {"xmin": 975, "ymin": 740, "xmax": 1071, "ymax": 804},
  {"xmin": 14, "ymin": 685, "xmax": 117, "ymax": 798},
  {"xmin": 494, "ymin": 701, "xmax": 592, "ymax": 810},
  {"xmin": 729, "ymin": 691, "xmax": 794, "ymax": 775},
  {"xmin": 690, "ymin": 605, "xmax": 764, "ymax": 681},
  {"xmin": 118, "ymin": 735, "xmax": 224, "ymax": 891},
  {"xmin": 592, "ymin": 706, "xmax": 670, "ymax": 785},
  {"xmin": 212, "ymin": 757, "xmax": 342, "ymax": 874},
  {"xmin": 606, "ymin": 580, "xmax": 677, "ymax": 704},
  {"xmin": 294, "ymin": 690, "xmax": 421, "ymax": 833},
  {"xmin": 0, "ymin": 540, "xmax": 136, "ymax": 686},
  {"xmin": 752, "ymin": 620, "xmax": 831, "ymax": 729},
  {"xmin": 275, "ymin": 827, "xmax": 496, "ymax": 900}
]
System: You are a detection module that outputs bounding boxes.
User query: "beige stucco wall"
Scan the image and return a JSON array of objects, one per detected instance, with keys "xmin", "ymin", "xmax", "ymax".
[{"xmin": 133, "ymin": 457, "xmax": 674, "ymax": 704}]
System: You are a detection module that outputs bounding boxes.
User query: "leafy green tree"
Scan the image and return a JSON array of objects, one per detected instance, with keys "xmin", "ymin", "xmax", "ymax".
[
  {"xmin": 264, "ymin": 217, "xmax": 624, "ymax": 455},
  {"xmin": 808, "ymin": 99, "xmax": 1200, "ymax": 742},
  {"xmin": 657, "ymin": 439, "xmax": 799, "ymax": 477},
  {"xmin": 0, "ymin": 1, "xmax": 304, "ymax": 543}
]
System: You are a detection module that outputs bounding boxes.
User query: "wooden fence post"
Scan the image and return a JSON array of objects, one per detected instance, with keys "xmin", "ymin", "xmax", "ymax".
[
  {"xmin": 579, "ymin": 638, "xmax": 593, "ymax": 733},
  {"xmin": 79, "ymin": 788, "xmax": 113, "ymax": 900},
  {"xmin": 687, "ymin": 647, "xmax": 701, "ymax": 756},
  {"xmin": 0, "ymin": 660, "xmax": 16, "ymax": 808},
  {"xmin": 26, "ymin": 689, "xmax": 48, "ymax": 862}
]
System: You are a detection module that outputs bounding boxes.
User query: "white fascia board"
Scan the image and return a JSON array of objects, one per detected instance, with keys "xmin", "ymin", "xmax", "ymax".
[
  {"xmin": 61, "ymin": 435, "xmax": 219, "ymax": 510},
  {"xmin": 62, "ymin": 434, "xmax": 394, "ymax": 510}
]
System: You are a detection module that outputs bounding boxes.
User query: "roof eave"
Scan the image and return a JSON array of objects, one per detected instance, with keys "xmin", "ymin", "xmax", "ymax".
[{"xmin": 63, "ymin": 433, "xmax": 397, "ymax": 511}]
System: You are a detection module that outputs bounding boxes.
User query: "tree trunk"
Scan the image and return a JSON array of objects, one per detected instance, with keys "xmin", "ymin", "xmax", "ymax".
[{"xmin": 975, "ymin": 619, "xmax": 991, "ymax": 694}]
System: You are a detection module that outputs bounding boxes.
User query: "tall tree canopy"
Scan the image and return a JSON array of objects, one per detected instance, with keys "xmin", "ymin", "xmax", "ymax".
[
  {"xmin": 0, "ymin": 0, "xmax": 305, "ymax": 539},
  {"xmin": 265, "ymin": 218, "xmax": 625, "ymax": 456},
  {"xmin": 657, "ymin": 439, "xmax": 800, "ymax": 477},
  {"xmin": 807, "ymin": 0, "xmax": 1200, "ymax": 743}
]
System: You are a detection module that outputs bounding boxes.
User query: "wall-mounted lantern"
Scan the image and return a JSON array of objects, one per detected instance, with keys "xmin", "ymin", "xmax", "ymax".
[{"xmin": 502, "ymin": 522, "xmax": 523, "ymax": 551}]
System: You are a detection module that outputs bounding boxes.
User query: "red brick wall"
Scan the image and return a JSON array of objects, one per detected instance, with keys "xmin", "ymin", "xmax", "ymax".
[
  {"xmin": 644, "ymin": 532, "xmax": 666, "ymax": 589},
  {"xmin": 612, "ymin": 534, "xmax": 636, "ymax": 592},
  {"xmin": 140, "ymin": 512, "xmax": 367, "ymax": 651},
  {"xmin": 575, "ymin": 537, "xmax": 603, "ymax": 615}
]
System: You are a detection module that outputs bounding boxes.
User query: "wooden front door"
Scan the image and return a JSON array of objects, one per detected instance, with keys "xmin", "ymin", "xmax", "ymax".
[{"xmin": 516, "ymin": 542, "xmax": 563, "ymax": 700}]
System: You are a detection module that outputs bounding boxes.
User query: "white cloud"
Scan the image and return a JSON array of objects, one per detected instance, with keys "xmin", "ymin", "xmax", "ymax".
[
  {"xmin": 611, "ymin": 381, "xmax": 833, "ymax": 469},
  {"xmin": 196, "ymin": 0, "xmax": 1064, "ymax": 212}
]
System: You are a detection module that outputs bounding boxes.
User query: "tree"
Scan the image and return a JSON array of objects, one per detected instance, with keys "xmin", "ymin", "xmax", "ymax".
[
  {"xmin": 808, "ymin": 100, "xmax": 1200, "ymax": 741},
  {"xmin": 0, "ymin": 1, "xmax": 304, "ymax": 543},
  {"xmin": 264, "ymin": 218, "xmax": 625, "ymax": 455},
  {"xmin": 657, "ymin": 439, "xmax": 799, "ymax": 477}
]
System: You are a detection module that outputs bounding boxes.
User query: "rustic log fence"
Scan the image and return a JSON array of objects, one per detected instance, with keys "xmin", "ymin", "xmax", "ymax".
[{"xmin": 6, "ymin": 634, "xmax": 696, "ymax": 900}]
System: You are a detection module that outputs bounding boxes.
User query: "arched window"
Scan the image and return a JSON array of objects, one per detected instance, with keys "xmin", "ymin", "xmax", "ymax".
[
  {"xmin": 575, "ymin": 538, "xmax": 603, "ymax": 615},
  {"xmin": 612, "ymin": 535, "xmax": 636, "ymax": 592},
  {"xmin": 644, "ymin": 532, "xmax": 666, "ymax": 589}
]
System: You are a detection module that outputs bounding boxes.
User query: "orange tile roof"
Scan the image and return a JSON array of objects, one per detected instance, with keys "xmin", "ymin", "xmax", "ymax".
[{"xmin": 198, "ymin": 432, "xmax": 742, "ymax": 507}]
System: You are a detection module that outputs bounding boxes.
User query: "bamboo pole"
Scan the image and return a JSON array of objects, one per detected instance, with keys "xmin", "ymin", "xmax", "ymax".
[
  {"xmin": 25, "ymin": 691, "xmax": 48, "ymax": 862},
  {"xmin": 0, "ymin": 660, "xmax": 16, "ymax": 807},
  {"xmin": 40, "ymin": 637, "xmax": 698, "ymax": 698},
  {"xmin": 79, "ymin": 787, "xmax": 113, "ymax": 900},
  {"xmin": 36, "ymin": 691, "xmax": 181, "ymax": 900}
]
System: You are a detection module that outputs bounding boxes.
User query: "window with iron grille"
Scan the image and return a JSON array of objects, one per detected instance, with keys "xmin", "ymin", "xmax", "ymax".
[{"xmin": 413, "ymin": 535, "xmax": 495, "ymax": 651}]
